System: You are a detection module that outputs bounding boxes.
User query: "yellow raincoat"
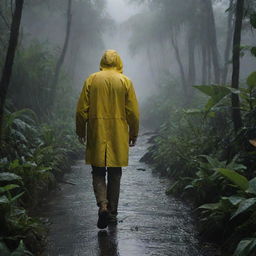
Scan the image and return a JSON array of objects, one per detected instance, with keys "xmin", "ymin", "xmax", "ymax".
[{"xmin": 76, "ymin": 49, "xmax": 139, "ymax": 167}]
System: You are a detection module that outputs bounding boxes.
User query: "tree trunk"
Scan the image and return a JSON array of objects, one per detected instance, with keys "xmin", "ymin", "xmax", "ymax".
[
  {"xmin": 207, "ymin": 43, "xmax": 212, "ymax": 84},
  {"xmin": 200, "ymin": 8, "xmax": 208, "ymax": 84},
  {"xmin": 188, "ymin": 30, "xmax": 196, "ymax": 87},
  {"xmin": 146, "ymin": 46, "xmax": 157, "ymax": 85},
  {"xmin": 202, "ymin": 43, "xmax": 207, "ymax": 84},
  {"xmin": 231, "ymin": 0, "xmax": 244, "ymax": 131},
  {"xmin": 51, "ymin": 0, "xmax": 72, "ymax": 110},
  {"xmin": 222, "ymin": 0, "xmax": 234, "ymax": 85},
  {"xmin": 204, "ymin": 0, "xmax": 220, "ymax": 84},
  {"xmin": 0, "ymin": 0, "xmax": 24, "ymax": 140},
  {"xmin": 170, "ymin": 34, "xmax": 187, "ymax": 98}
]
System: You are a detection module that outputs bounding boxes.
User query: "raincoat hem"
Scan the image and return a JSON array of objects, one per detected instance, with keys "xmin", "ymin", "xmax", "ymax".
[{"xmin": 85, "ymin": 160, "xmax": 128, "ymax": 167}]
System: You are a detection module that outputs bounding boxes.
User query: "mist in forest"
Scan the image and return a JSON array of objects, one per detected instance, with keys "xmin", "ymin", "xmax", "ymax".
[
  {"xmin": 104, "ymin": 0, "xmax": 256, "ymax": 102},
  {"xmin": 1, "ymin": 1, "xmax": 256, "ymax": 255},
  {"xmin": 12, "ymin": 0, "xmax": 256, "ymax": 105}
]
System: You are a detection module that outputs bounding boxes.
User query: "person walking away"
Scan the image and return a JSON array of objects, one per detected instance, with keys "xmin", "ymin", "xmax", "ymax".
[{"xmin": 75, "ymin": 49, "xmax": 139, "ymax": 229}]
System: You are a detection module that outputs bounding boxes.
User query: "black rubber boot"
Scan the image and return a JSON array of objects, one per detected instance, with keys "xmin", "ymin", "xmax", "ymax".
[{"xmin": 97, "ymin": 210, "xmax": 109, "ymax": 229}]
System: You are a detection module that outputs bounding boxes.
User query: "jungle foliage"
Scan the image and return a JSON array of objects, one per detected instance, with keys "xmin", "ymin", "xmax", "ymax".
[
  {"xmin": 0, "ymin": 107, "xmax": 81, "ymax": 255},
  {"xmin": 0, "ymin": 0, "xmax": 107, "ymax": 254},
  {"xmin": 141, "ymin": 11, "xmax": 256, "ymax": 256}
]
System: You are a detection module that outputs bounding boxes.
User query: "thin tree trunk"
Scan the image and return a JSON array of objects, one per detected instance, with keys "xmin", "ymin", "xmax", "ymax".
[
  {"xmin": 188, "ymin": 31, "xmax": 196, "ymax": 87},
  {"xmin": 207, "ymin": 43, "xmax": 212, "ymax": 84},
  {"xmin": 231, "ymin": 0, "xmax": 244, "ymax": 131},
  {"xmin": 170, "ymin": 34, "xmax": 187, "ymax": 97},
  {"xmin": 69, "ymin": 44, "xmax": 80, "ymax": 82},
  {"xmin": 51, "ymin": 0, "xmax": 72, "ymax": 109},
  {"xmin": 204, "ymin": 0, "xmax": 220, "ymax": 84},
  {"xmin": 0, "ymin": 0, "xmax": 23, "ymax": 140},
  {"xmin": 222, "ymin": 0, "xmax": 234, "ymax": 85},
  {"xmin": 146, "ymin": 46, "xmax": 157, "ymax": 85},
  {"xmin": 200, "ymin": 8, "xmax": 207, "ymax": 84},
  {"xmin": 202, "ymin": 43, "xmax": 207, "ymax": 84}
]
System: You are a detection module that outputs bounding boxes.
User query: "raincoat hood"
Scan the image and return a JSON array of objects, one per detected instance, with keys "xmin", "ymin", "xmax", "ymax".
[{"xmin": 100, "ymin": 49, "xmax": 123, "ymax": 73}]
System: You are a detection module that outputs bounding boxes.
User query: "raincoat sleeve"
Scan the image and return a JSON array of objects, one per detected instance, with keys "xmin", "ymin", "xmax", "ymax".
[
  {"xmin": 125, "ymin": 80, "xmax": 139, "ymax": 140},
  {"xmin": 75, "ymin": 77, "xmax": 91, "ymax": 138}
]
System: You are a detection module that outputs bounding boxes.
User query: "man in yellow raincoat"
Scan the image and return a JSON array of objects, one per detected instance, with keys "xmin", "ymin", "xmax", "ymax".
[{"xmin": 76, "ymin": 49, "xmax": 139, "ymax": 229}]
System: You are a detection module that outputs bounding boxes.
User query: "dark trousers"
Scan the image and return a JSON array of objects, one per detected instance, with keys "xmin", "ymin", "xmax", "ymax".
[{"xmin": 91, "ymin": 165, "xmax": 122, "ymax": 215}]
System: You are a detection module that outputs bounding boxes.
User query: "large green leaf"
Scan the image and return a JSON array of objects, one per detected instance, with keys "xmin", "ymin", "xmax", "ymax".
[
  {"xmin": 0, "ymin": 184, "xmax": 20, "ymax": 193},
  {"xmin": 4, "ymin": 108, "xmax": 37, "ymax": 132},
  {"xmin": 216, "ymin": 168, "xmax": 249, "ymax": 191},
  {"xmin": 198, "ymin": 202, "xmax": 220, "ymax": 210},
  {"xmin": 246, "ymin": 177, "xmax": 256, "ymax": 195},
  {"xmin": 247, "ymin": 72, "xmax": 256, "ymax": 89},
  {"xmin": 0, "ymin": 172, "xmax": 22, "ymax": 182},
  {"xmin": 0, "ymin": 195, "xmax": 9, "ymax": 204},
  {"xmin": 223, "ymin": 196, "xmax": 244, "ymax": 206},
  {"xmin": 193, "ymin": 85, "xmax": 238, "ymax": 111},
  {"xmin": 234, "ymin": 237, "xmax": 256, "ymax": 256},
  {"xmin": 194, "ymin": 85, "xmax": 230, "ymax": 97},
  {"xmin": 231, "ymin": 198, "xmax": 256, "ymax": 220}
]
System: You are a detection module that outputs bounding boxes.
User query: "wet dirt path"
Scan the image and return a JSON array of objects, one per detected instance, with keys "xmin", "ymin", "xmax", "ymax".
[{"xmin": 41, "ymin": 134, "xmax": 215, "ymax": 256}]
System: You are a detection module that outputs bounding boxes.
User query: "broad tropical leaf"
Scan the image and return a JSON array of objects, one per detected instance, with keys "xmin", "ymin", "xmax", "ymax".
[
  {"xmin": 234, "ymin": 237, "xmax": 256, "ymax": 256},
  {"xmin": 216, "ymin": 168, "xmax": 249, "ymax": 191},
  {"xmin": 246, "ymin": 177, "xmax": 256, "ymax": 195},
  {"xmin": 0, "ymin": 184, "xmax": 20, "ymax": 193},
  {"xmin": 223, "ymin": 196, "xmax": 244, "ymax": 206},
  {"xmin": 193, "ymin": 85, "xmax": 239, "ymax": 112},
  {"xmin": 231, "ymin": 198, "xmax": 256, "ymax": 219},
  {"xmin": 0, "ymin": 195, "xmax": 9, "ymax": 204},
  {"xmin": 198, "ymin": 202, "xmax": 220, "ymax": 210},
  {"xmin": 0, "ymin": 173, "xmax": 22, "ymax": 182},
  {"xmin": 247, "ymin": 72, "xmax": 256, "ymax": 89}
]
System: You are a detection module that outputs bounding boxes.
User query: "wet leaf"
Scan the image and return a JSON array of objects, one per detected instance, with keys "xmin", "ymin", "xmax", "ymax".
[
  {"xmin": 234, "ymin": 237, "xmax": 256, "ymax": 256},
  {"xmin": 247, "ymin": 72, "xmax": 256, "ymax": 89},
  {"xmin": 224, "ymin": 196, "xmax": 244, "ymax": 206},
  {"xmin": 246, "ymin": 177, "xmax": 256, "ymax": 195},
  {"xmin": 0, "ymin": 195, "xmax": 9, "ymax": 204},
  {"xmin": 0, "ymin": 172, "xmax": 22, "ymax": 182},
  {"xmin": 231, "ymin": 198, "xmax": 256, "ymax": 220},
  {"xmin": 198, "ymin": 202, "xmax": 220, "ymax": 210},
  {"xmin": 216, "ymin": 168, "xmax": 249, "ymax": 191},
  {"xmin": 0, "ymin": 184, "xmax": 20, "ymax": 193},
  {"xmin": 193, "ymin": 85, "xmax": 239, "ymax": 112},
  {"xmin": 184, "ymin": 184, "xmax": 194, "ymax": 190}
]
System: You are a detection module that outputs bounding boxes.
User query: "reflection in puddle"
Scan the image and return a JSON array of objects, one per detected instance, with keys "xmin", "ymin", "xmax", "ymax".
[{"xmin": 98, "ymin": 226, "xmax": 119, "ymax": 256}]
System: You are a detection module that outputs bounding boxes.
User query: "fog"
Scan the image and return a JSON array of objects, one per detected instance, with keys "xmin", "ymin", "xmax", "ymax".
[
  {"xmin": 102, "ymin": 0, "xmax": 256, "ymax": 102},
  {"xmin": 1, "ymin": 0, "xmax": 256, "ymax": 116},
  {"xmin": 103, "ymin": 0, "xmax": 153, "ymax": 100},
  {"xmin": 2, "ymin": 1, "xmax": 256, "ymax": 254}
]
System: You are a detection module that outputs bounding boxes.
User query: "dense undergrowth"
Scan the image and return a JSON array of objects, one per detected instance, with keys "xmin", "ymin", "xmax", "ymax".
[
  {"xmin": 141, "ymin": 24, "xmax": 256, "ymax": 256},
  {"xmin": 0, "ymin": 41, "xmax": 82, "ymax": 255},
  {"xmin": 142, "ymin": 75, "xmax": 256, "ymax": 256},
  {"xmin": 0, "ymin": 107, "xmax": 82, "ymax": 255}
]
